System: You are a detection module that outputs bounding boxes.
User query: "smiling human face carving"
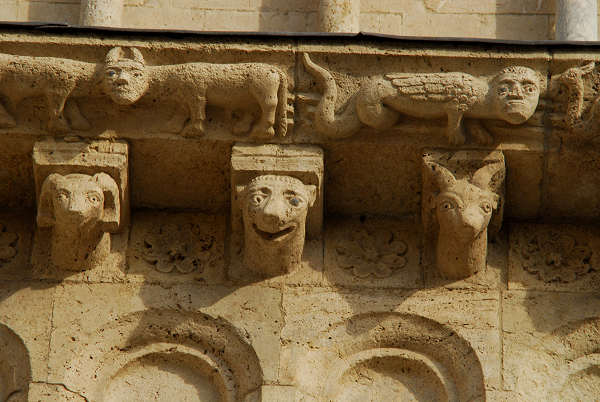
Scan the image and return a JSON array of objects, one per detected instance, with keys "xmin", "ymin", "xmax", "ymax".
[
  {"xmin": 241, "ymin": 175, "xmax": 316, "ymax": 276},
  {"xmin": 491, "ymin": 67, "xmax": 540, "ymax": 125}
]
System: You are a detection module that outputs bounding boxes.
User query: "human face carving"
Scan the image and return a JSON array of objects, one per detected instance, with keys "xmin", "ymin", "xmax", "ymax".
[
  {"xmin": 492, "ymin": 69, "xmax": 540, "ymax": 124},
  {"xmin": 103, "ymin": 60, "xmax": 149, "ymax": 105},
  {"xmin": 243, "ymin": 175, "xmax": 315, "ymax": 244},
  {"xmin": 52, "ymin": 174, "xmax": 105, "ymax": 229}
]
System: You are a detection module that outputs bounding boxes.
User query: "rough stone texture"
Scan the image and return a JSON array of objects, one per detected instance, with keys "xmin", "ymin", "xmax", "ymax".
[
  {"xmin": 0, "ymin": 30, "xmax": 599, "ymax": 400},
  {"xmin": 80, "ymin": 0, "xmax": 124, "ymax": 27}
]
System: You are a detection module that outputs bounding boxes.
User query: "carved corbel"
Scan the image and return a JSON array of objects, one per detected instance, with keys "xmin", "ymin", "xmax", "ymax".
[
  {"xmin": 32, "ymin": 140, "xmax": 129, "ymax": 272},
  {"xmin": 422, "ymin": 150, "xmax": 505, "ymax": 279},
  {"xmin": 231, "ymin": 143, "xmax": 323, "ymax": 277}
]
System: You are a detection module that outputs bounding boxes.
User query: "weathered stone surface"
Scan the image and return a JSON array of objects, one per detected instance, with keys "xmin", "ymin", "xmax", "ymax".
[
  {"xmin": 48, "ymin": 283, "xmax": 282, "ymax": 397},
  {"xmin": 0, "ymin": 29, "xmax": 598, "ymax": 400},
  {"xmin": 127, "ymin": 211, "xmax": 226, "ymax": 284},
  {"xmin": 503, "ymin": 291, "xmax": 600, "ymax": 400},
  {"xmin": 509, "ymin": 223, "xmax": 600, "ymax": 291},
  {"xmin": 280, "ymin": 288, "xmax": 500, "ymax": 400},
  {"xmin": 324, "ymin": 216, "xmax": 422, "ymax": 288}
]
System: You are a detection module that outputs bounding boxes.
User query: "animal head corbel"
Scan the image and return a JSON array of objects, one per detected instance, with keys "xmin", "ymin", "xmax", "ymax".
[
  {"xmin": 425, "ymin": 161, "xmax": 503, "ymax": 279},
  {"xmin": 102, "ymin": 46, "xmax": 149, "ymax": 105},
  {"xmin": 37, "ymin": 172, "xmax": 121, "ymax": 233}
]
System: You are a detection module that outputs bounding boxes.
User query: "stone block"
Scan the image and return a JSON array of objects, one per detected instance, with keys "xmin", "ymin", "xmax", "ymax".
[
  {"xmin": 127, "ymin": 211, "xmax": 226, "ymax": 284},
  {"xmin": 48, "ymin": 282, "xmax": 283, "ymax": 398},
  {"xmin": 202, "ymin": 9, "xmax": 259, "ymax": 31},
  {"xmin": 544, "ymin": 147, "xmax": 600, "ymax": 219},
  {"xmin": 324, "ymin": 216, "xmax": 422, "ymax": 288},
  {"xmin": 0, "ymin": 284, "xmax": 54, "ymax": 383},
  {"xmin": 503, "ymin": 291, "xmax": 600, "ymax": 400},
  {"xmin": 504, "ymin": 149, "xmax": 543, "ymax": 219}
]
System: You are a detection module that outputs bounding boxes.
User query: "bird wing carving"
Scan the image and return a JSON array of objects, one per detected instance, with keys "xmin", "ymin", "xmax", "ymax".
[{"xmin": 385, "ymin": 72, "xmax": 481, "ymax": 111}]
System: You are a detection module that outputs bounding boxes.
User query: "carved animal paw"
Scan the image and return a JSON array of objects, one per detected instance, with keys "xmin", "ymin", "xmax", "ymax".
[
  {"xmin": 181, "ymin": 120, "xmax": 205, "ymax": 138},
  {"xmin": 448, "ymin": 128, "xmax": 466, "ymax": 146},
  {"xmin": 249, "ymin": 125, "xmax": 275, "ymax": 139},
  {"xmin": 47, "ymin": 116, "xmax": 71, "ymax": 133}
]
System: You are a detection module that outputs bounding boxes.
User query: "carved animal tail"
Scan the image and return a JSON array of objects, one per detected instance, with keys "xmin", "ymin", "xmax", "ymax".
[
  {"xmin": 276, "ymin": 68, "xmax": 294, "ymax": 137},
  {"xmin": 301, "ymin": 53, "xmax": 362, "ymax": 138}
]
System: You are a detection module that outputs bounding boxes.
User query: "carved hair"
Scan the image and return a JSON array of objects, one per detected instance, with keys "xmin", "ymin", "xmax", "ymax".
[
  {"xmin": 105, "ymin": 47, "xmax": 145, "ymax": 66},
  {"xmin": 37, "ymin": 173, "xmax": 121, "ymax": 232},
  {"xmin": 491, "ymin": 66, "xmax": 542, "ymax": 88}
]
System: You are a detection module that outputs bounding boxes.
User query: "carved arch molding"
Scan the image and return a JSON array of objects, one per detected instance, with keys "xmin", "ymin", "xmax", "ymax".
[{"xmin": 1, "ymin": 28, "xmax": 600, "ymax": 400}]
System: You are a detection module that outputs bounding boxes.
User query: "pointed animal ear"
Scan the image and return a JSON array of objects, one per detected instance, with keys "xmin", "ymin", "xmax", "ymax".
[
  {"xmin": 425, "ymin": 162, "xmax": 457, "ymax": 191},
  {"xmin": 304, "ymin": 185, "xmax": 317, "ymax": 207},
  {"xmin": 472, "ymin": 162, "xmax": 503, "ymax": 190},
  {"xmin": 130, "ymin": 47, "xmax": 145, "ymax": 65},
  {"xmin": 37, "ymin": 173, "xmax": 65, "ymax": 227},
  {"xmin": 105, "ymin": 47, "xmax": 122, "ymax": 65},
  {"xmin": 93, "ymin": 173, "xmax": 120, "ymax": 233}
]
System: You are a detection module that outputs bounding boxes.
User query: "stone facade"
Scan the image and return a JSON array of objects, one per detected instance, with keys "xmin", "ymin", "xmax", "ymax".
[
  {"xmin": 0, "ymin": 0, "xmax": 595, "ymax": 40},
  {"xmin": 0, "ymin": 27, "xmax": 600, "ymax": 400}
]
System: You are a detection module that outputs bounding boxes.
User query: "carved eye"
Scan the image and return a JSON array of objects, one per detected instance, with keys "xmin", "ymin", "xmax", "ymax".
[
  {"xmin": 87, "ymin": 192, "xmax": 102, "ymax": 204},
  {"xmin": 481, "ymin": 202, "xmax": 492, "ymax": 213},
  {"xmin": 57, "ymin": 191, "xmax": 69, "ymax": 201},
  {"xmin": 523, "ymin": 84, "xmax": 537, "ymax": 94},
  {"xmin": 289, "ymin": 197, "xmax": 300, "ymax": 207},
  {"xmin": 439, "ymin": 200, "xmax": 455, "ymax": 211},
  {"xmin": 107, "ymin": 70, "xmax": 116, "ymax": 77},
  {"xmin": 497, "ymin": 86, "xmax": 508, "ymax": 96}
]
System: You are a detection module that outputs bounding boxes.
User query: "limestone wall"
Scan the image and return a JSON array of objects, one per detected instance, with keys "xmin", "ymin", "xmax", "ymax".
[
  {"xmin": 0, "ymin": 0, "xmax": 591, "ymax": 40},
  {"xmin": 0, "ymin": 28, "xmax": 600, "ymax": 400}
]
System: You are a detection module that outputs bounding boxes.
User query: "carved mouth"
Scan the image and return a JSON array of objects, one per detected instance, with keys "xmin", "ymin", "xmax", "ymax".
[{"xmin": 252, "ymin": 224, "xmax": 296, "ymax": 241}]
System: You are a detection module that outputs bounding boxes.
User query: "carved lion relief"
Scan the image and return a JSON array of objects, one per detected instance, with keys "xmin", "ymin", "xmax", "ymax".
[
  {"xmin": 239, "ymin": 174, "xmax": 316, "ymax": 276},
  {"xmin": 422, "ymin": 150, "xmax": 505, "ymax": 279},
  {"xmin": 302, "ymin": 53, "xmax": 541, "ymax": 144}
]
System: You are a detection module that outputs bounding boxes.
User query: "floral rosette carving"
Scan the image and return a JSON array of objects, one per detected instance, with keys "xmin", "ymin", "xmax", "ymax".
[
  {"xmin": 520, "ymin": 230, "xmax": 594, "ymax": 283},
  {"xmin": 0, "ymin": 223, "xmax": 18, "ymax": 266},
  {"xmin": 335, "ymin": 227, "xmax": 408, "ymax": 278},
  {"xmin": 141, "ymin": 222, "xmax": 216, "ymax": 274}
]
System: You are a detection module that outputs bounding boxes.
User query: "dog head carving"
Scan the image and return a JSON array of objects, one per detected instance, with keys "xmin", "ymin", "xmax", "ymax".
[
  {"xmin": 239, "ymin": 174, "xmax": 316, "ymax": 275},
  {"xmin": 102, "ymin": 47, "xmax": 149, "ymax": 106},
  {"xmin": 490, "ymin": 66, "xmax": 540, "ymax": 125},
  {"xmin": 37, "ymin": 173, "xmax": 120, "ymax": 233}
]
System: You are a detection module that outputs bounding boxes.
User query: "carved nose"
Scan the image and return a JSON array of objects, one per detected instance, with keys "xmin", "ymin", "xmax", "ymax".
[
  {"xmin": 116, "ymin": 73, "xmax": 129, "ymax": 84},
  {"xmin": 461, "ymin": 207, "xmax": 486, "ymax": 234},
  {"xmin": 508, "ymin": 84, "xmax": 523, "ymax": 98},
  {"xmin": 258, "ymin": 199, "xmax": 286, "ymax": 232}
]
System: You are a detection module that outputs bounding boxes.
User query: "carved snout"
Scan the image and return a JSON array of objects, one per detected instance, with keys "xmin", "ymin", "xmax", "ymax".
[
  {"xmin": 456, "ymin": 205, "xmax": 489, "ymax": 239},
  {"xmin": 37, "ymin": 172, "xmax": 121, "ymax": 233},
  {"xmin": 255, "ymin": 197, "xmax": 292, "ymax": 233}
]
